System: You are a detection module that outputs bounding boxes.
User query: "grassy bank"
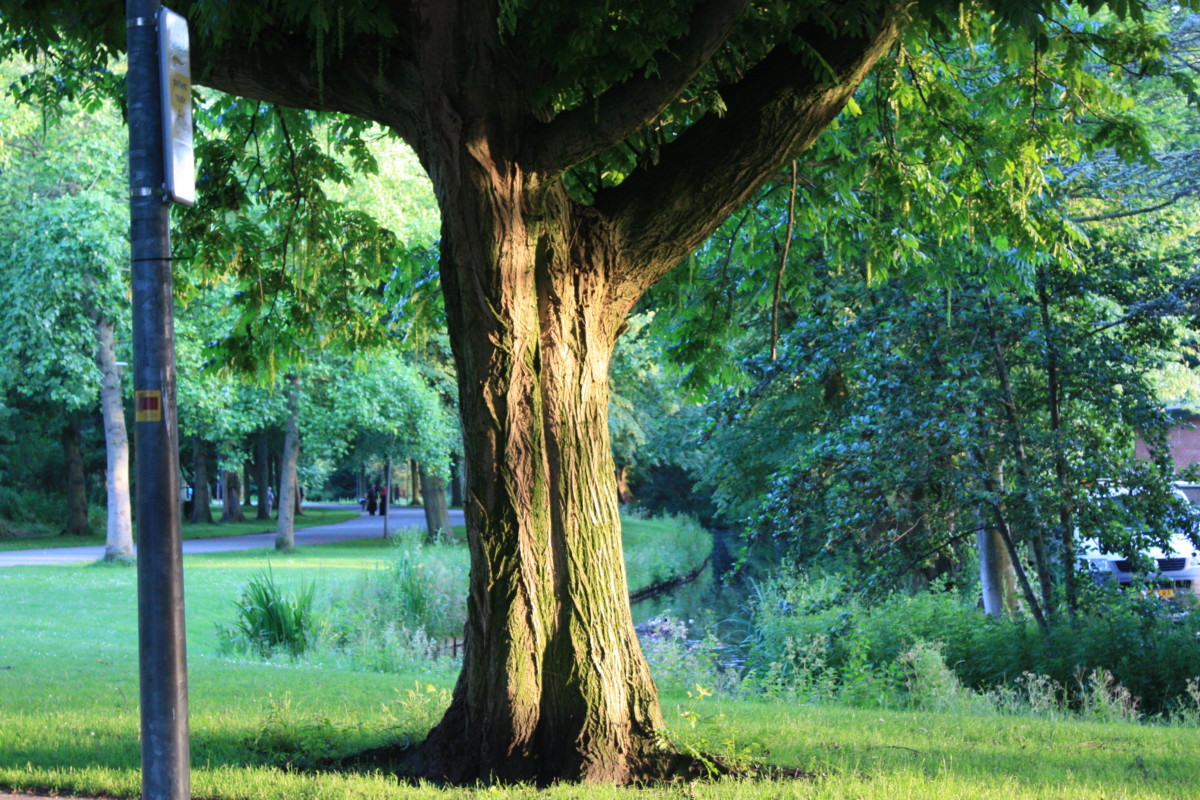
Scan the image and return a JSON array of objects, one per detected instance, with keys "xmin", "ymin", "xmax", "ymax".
[
  {"xmin": 0, "ymin": 506, "xmax": 359, "ymax": 552},
  {"xmin": 2, "ymin": 517, "xmax": 1199, "ymax": 799}
]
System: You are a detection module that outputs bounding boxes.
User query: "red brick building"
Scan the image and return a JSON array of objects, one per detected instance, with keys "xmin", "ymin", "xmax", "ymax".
[{"xmin": 1135, "ymin": 408, "xmax": 1200, "ymax": 502}]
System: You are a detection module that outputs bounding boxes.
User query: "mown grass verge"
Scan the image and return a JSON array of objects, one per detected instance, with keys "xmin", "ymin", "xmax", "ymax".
[{"xmin": 3, "ymin": 517, "xmax": 1200, "ymax": 799}]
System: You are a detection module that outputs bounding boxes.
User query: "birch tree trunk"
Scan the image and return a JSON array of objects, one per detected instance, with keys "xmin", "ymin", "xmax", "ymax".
[
  {"xmin": 978, "ymin": 523, "xmax": 1019, "ymax": 618},
  {"xmin": 93, "ymin": 316, "xmax": 133, "ymax": 559}
]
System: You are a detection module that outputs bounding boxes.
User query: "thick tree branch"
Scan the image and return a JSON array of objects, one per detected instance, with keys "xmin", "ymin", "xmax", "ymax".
[
  {"xmin": 518, "ymin": 0, "xmax": 748, "ymax": 175},
  {"xmin": 195, "ymin": 33, "xmax": 425, "ymax": 142},
  {"xmin": 1070, "ymin": 193, "xmax": 1189, "ymax": 222},
  {"xmin": 597, "ymin": 7, "xmax": 903, "ymax": 293}
]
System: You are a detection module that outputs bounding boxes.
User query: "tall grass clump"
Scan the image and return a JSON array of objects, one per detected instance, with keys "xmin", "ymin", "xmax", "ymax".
[
  {"xmin": 319, "ymin": 528, "xmax": 468, "ymax": 672},
  {"xmin": 219, "ymin": 568, "xmax": 319, "ymax": 658}
]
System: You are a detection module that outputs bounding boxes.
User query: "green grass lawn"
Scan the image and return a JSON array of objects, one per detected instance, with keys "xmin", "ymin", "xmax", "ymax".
[
  {"xmin": 2, "ymin": 518, "xmax": 1200, "ymax": 799},
  {"xmin": 0, "ymin": 507, "xmax": 359, "ymax": 551}
]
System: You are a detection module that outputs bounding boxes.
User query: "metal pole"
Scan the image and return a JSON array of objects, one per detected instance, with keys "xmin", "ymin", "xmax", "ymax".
[{"xmin": 127, "ymin": 2, "xmax": 190, "ymax": 799}]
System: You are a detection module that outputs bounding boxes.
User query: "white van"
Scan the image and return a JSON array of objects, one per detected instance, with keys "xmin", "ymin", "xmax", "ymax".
[{"xmin": 1078, "ymin": 488, "xmax": 1200, "ymax": 599}]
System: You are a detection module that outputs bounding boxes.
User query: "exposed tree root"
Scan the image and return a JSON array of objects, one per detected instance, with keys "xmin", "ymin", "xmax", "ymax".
[{"xmin": 331, "ymin": 739, "xmax": 816, "ymax": 786}]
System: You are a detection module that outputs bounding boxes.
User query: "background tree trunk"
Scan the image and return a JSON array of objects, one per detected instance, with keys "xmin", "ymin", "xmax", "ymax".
[
  {"xmin": 191, "ymin": 435, "xmax": 213, "ymax": 524},
  {"xmin": 220, "ymin": 469, "xmax": 246, "ymax": 522},
  {"xmin": 409, "ymin": 458, "xmax": 422, "ymax": 505},
  {"xmin": 978, "ymin": 519, "xmax": 1018, "ymax": 618},
  {"xmin": 61, "ymin": 418, "xmax": 90, "ymax": 537},
  {"xmin": 615, "ymin": 465, "xmax": 633, "ymax": 505},
  {"xmin": 419, "ymin": 464, "xmax": 450, "ymax": 541},
  {"xmin": 275, "ymin": 374, "xmax": 300, "ymax": 550},
  {"xmin": 93, "ymin": 316, "xmax": 133, "ymax": 559},
  {"xmin": 383, "ymin": 455, "xmax": 392, "ymax": 539},
  {"xmin": 256, "ymin": 430, "xmax": 271, "ymax": 520},
  {"xmin": 449, "ymin": 453, "xmax": 463, "ymax": 508},
  {"xmin": 242, "ymin": 459, "xmax": 253, "ymax": 508}
]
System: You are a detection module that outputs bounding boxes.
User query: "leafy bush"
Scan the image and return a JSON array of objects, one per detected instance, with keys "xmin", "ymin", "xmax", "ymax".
[
  {"xmin": 219, "ymin": 569, "xmax": 319, "ymax": 658},
  {"xmin": 636, "ymin": 616, "xmax": 736, "ymax": 693},
  {"xmin": 736, "ymin": 568, "xmax": 1200, "ymax": 716},
  {"xmin": 0, "ymin": 485, "xmax": 82, "ymax": 536}
]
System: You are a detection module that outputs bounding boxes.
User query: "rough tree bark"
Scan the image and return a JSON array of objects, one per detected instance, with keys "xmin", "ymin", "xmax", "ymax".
[
  {"xmin": 61, "ymin": 418, "xmax": 90, "ymax": 537},
  {"xmin": 275, "ymin": 373, "xmax": 301, "ymax": 551},
  {"xmin": 419, "ymin": 463, "xmax": 451, "ymax": 541},
  {"xmin": 190, "ymin": 435, "xmax": 213, "ymax": 524},
  {"xmin": 92, "ymin": 316, "xmax": 134, "ymax": 559}
]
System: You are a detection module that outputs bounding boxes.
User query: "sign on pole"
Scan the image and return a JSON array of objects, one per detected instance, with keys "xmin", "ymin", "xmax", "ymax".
[{"xmin": 158, "ymin": 7, "xmax": 194, "ymax": 206}]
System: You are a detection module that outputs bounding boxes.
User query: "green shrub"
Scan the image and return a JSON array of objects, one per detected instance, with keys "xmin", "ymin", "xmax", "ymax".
[
  {"xmin": 636, "ymin": 615, "xmax": 736, "ymax": 693},
  {"xmin": 736, "ymin": 567, "xmax": 1200, "ymax": 716},
  {"xmin": 0, "ymin": 486, "xmax": 78, "ymax": 535},
  {"xmin": 220, "ymin": 568, "xmax": 319, "ymax": 658}
]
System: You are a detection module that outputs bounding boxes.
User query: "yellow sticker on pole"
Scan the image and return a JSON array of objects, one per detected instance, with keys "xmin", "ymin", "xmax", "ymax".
[{"xmin": 136, "ymin": 390, "xmax": 163, "ymax": 423}]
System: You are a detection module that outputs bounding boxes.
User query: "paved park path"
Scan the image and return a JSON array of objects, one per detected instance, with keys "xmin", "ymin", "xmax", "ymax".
[{"xmin": 0, "ymin": 503, "xmax": 465, "ymax": 567}]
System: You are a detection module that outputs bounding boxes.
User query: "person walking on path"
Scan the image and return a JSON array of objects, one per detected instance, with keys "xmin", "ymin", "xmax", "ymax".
[{"xmin": 366, "ymin": 487, "xmax": 378, "ymax": 516}]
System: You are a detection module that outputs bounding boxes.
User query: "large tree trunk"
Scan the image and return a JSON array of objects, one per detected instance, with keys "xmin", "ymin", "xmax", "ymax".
[
  {"xmin": 419, "ymin": 463, "xmax": 451, "ymax": 541},
  {"xmin": 275, "ymin": 373, "xmax": 301, "ymax": 551},
  {"xmin": 190, "ymin": 435, "xmax": 214, "ymax": 524},
  {"xmin": 256, "ymin": 430, "xmax": 271, "ymax": 520},
  {"xmin": 220, "ymin": 468, "xmax": 246, "ymax": 522},
  {"xmin": 61, "ymin": 418, "xmax": 90, "ymax": 537},
  {"xmin": 179, "ymin": 0, "xmax": 899, "ymax": 782},
  {"xmin": 93, "ymin": 316, "xmax": 133, "ymax": 559},
  {"xmin": 406, "ymin": 175, "xmax": 666, "ymax": 784}
]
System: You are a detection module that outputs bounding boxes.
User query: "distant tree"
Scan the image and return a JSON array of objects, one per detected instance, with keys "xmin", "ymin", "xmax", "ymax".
[{"xmin": 0, "ymin": 66, "xmax": 130, "ymax": 554}]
